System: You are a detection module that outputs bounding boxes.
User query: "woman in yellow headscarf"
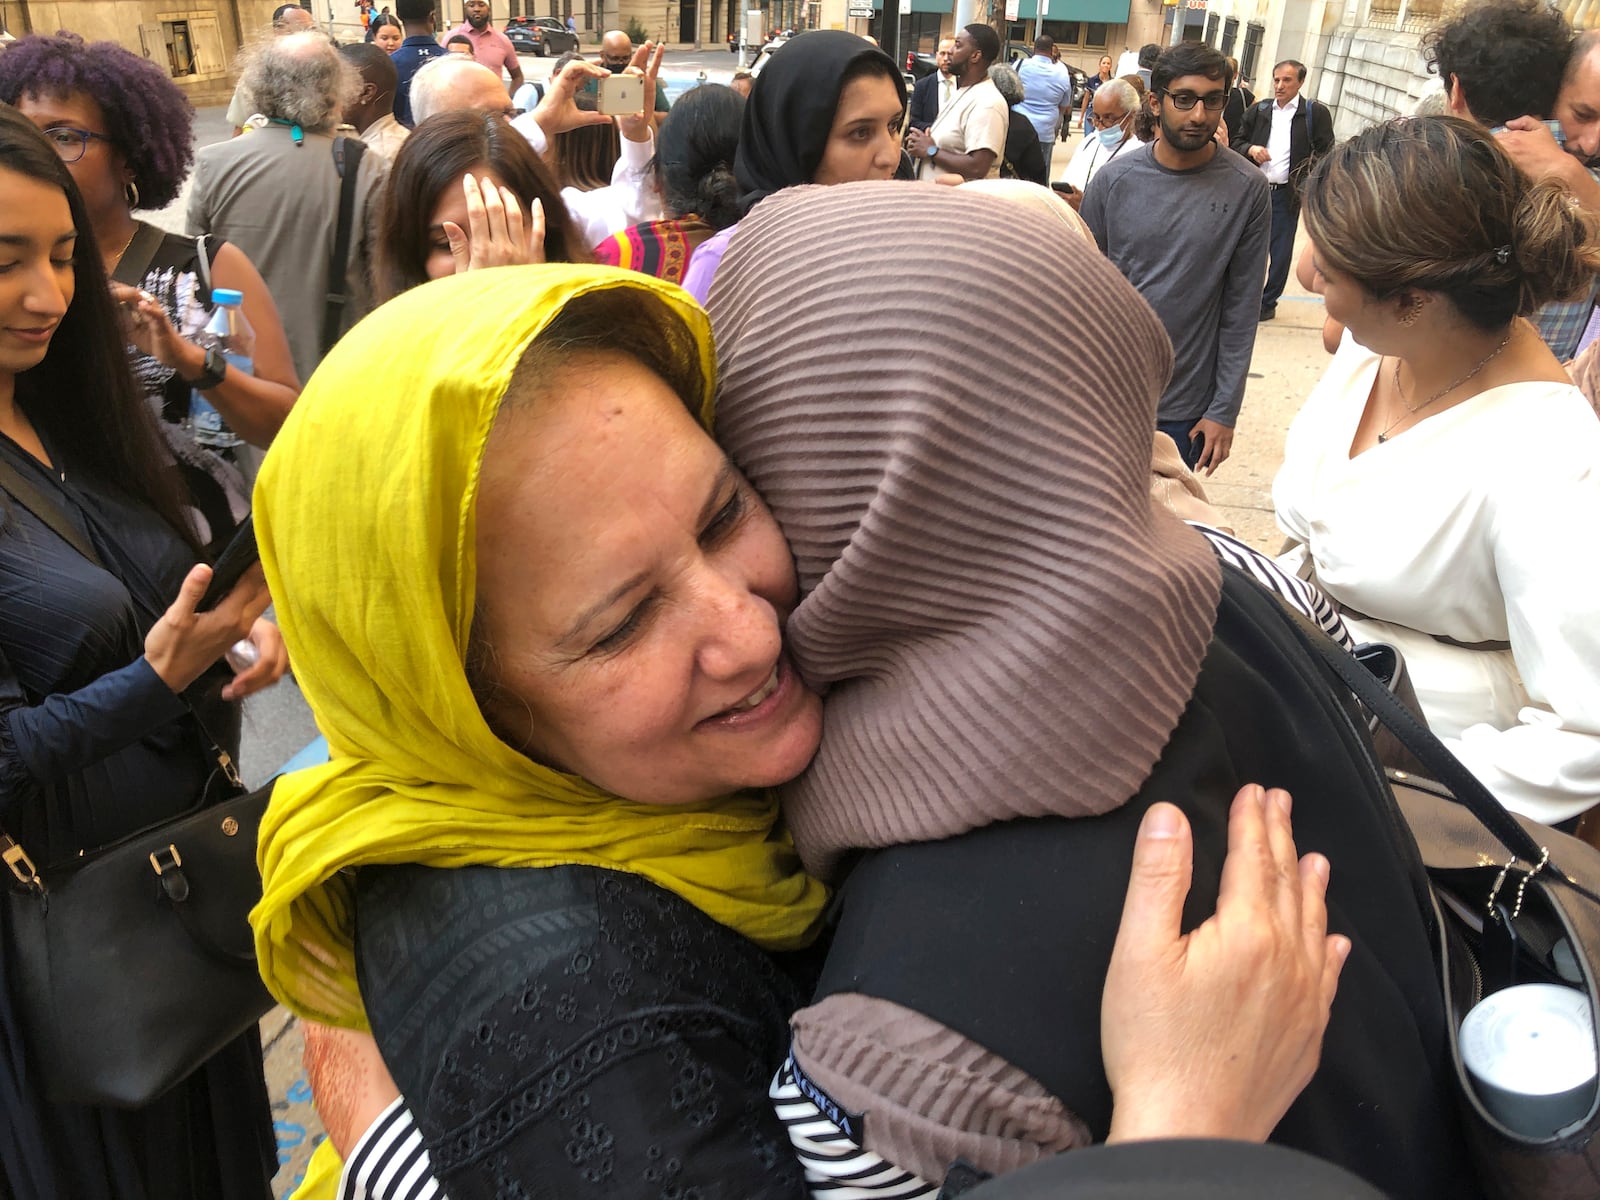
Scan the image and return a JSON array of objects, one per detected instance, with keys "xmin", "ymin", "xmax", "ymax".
[{"xmin": 251, "ymin": 264, "xmax": 830, "ymax": 1197}]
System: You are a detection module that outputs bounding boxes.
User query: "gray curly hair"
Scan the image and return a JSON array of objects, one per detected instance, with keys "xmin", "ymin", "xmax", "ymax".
[
  {"xmin": 988, "ymin": 62, "xmax": 1025, "ymax": 107},
  {"xmin": 240, "ymin": 31, "xmax": 355, "ymax": 131}
]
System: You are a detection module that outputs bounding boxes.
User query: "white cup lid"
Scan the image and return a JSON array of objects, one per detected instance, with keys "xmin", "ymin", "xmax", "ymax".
[{"xmin": 1461, "ymin": 984, "xmax": 1597, "ymax": 1096}]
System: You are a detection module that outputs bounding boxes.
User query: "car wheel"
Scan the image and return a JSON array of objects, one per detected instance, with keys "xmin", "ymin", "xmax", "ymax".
[{"xmin": 534, "ymin": 40, "xmax": 545, "ymax": 55}]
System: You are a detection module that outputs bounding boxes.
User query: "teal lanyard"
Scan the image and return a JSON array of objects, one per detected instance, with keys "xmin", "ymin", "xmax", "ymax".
[{"xmin": 268, "ymin": 117, "xmax": 304, "ymax": 145}]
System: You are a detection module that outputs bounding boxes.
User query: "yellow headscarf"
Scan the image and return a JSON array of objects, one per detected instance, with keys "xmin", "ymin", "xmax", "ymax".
[{"xmin": 250, "ymin": 266, "xmax": 829, "ymax": 1029}]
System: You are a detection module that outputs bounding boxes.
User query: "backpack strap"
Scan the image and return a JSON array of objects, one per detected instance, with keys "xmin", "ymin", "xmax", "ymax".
[{"xmin": 322, "ymin": 136, "xmax": 368, "ymax": 356}]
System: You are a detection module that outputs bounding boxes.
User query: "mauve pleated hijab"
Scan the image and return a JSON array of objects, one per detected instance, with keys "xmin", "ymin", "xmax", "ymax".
[{"xmin": 707, "ymin": 181, "xmax": 1223, "ymax": 880}]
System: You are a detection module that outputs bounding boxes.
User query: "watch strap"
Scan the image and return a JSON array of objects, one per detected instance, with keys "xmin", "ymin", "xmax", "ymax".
[{"xmin": 183, "ymin": 346, "xmax": 228, "ymax": 391}]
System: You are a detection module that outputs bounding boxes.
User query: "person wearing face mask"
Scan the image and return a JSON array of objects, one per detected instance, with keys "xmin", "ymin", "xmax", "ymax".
[{"xmin": 1056, "ymin": 76, "xmax": 1136, "ymax": 207}]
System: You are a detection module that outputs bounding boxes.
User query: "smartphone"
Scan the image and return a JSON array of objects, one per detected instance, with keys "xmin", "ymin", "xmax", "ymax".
[
  {"xmin": 1050, "ymin": 180, "xmax": 1077, "ymax": 196},
  {"xmin": 597, "ymin": 73, "xmax": 644, "ymax": 117},
  {"xmin": 198, "ymin": 515, "xmax": 259, "ymax": 612}
]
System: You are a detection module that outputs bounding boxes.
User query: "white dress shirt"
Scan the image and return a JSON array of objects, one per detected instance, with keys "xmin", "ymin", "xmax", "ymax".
[
  {"xmin": 1264, "ymin": 94, "xmax": 1298, "ymax": 184},
  {"xmin": 511, "ymin": 113, "xmax": 664, "ymax": 248}
]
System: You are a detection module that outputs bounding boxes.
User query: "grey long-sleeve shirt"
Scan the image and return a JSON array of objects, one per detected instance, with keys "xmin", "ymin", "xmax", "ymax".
[{"xmin": 1082, "ymin": 142, "xmax": 1269, "ymax": 427}]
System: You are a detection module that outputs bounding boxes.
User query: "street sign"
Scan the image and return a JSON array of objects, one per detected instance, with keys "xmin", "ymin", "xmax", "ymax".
[
  {"xmin": 898, "ymin": 0, "xmax": 910, "ymax": 14},
  {"xmin": 847, "ymin": 4, "xmax": 873, "ymax": 15},
  {"xmin": 1004, "ymin": 0, "xmax": 1019, "ymax": 18}
]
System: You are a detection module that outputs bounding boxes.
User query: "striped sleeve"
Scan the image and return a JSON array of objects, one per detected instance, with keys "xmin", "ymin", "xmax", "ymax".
[
  {"xmin": 338, "ymin": 1098, "xmax": 445, "ymax": 1200},
  {"xmin": 770, "ymin": 1057, "xmax": 939, "ymax": 1199},
  {"xmin": 1192, "ymin": 524, "xmax": 1355, "ymax": 650}
]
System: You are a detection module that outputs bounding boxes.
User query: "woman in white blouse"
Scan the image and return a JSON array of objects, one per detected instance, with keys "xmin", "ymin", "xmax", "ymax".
[{"xmin": 1275, "ymin": 115, "xmax": 1600, "ymax": 827}]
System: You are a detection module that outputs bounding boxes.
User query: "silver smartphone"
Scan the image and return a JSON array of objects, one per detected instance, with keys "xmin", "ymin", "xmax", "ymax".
[{"xmin": 597, "ymin": 73, "xmax": 644, "ymax": 116}]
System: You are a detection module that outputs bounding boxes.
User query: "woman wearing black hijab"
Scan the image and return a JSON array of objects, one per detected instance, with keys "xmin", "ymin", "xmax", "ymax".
[{"xmin": 681, "ymin": 30, "xmax": 908, "ymax": 301}]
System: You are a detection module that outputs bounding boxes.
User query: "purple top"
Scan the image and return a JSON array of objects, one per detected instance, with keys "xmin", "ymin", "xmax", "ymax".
[{"xmin": 679, "ymin": 224, "xmax": 737, "ymax": 305}]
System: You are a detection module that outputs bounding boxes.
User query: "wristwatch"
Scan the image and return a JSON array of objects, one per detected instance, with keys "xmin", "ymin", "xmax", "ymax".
[
  {"xmin": 926, "ymin": 143, "xmax": 939, "ymax": 158},
  {"xmin": 182, "ymin": 345, "xmax": 228, "ymax": 391}
]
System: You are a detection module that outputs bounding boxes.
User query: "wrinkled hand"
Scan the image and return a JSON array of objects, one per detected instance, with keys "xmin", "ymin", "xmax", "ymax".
[
  {"xmin": 1497, "ymin": 116, "xmax": 1585, "ymax": 189},
  {"xmin": 443, "ymin": 173, "xmax": 546, "ymax": 273},
  {"xmin": 1189, "ymin": 417, "xmax": 1234, "ymax": 474},
  {"xmin": 531, "ymin": 57, "xmax": 613, "ymax": 138},
  {"xmin": 905, "ymin": 127, "xmax": 934, "ymax": 158},
  {"xmin": 1102, "ymin": 788, "xmax": 1350, "ymax": 1145},
  {"xmin": 616, "ymin": 40, "xmax": 665, "ymax": 143},
  {"xmin": 222, "ymin": 617, "xmax": 289, "ymax": 701},
  {"xmin": 143, "ymin": 563, "xmax": 271, "ymax": 695},
  {"xmin": 110, "ymin": 281, "xmax": 198, "ymax": 374},
  {"xmin": 301, "ymin": 1023, "xmax": 402, "ymax": 1159}
]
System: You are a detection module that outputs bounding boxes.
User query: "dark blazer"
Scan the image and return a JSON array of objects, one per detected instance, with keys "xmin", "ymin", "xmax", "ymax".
[
  {"xmin": 1235, "ymin": 92, "xmax": 1335, "ymax": 197},
  {"xmin": 908, "ymin": 70, "xmax": 942, "ymax": 131},
  {"xmin": 1222, "ymin": 83, "xmax": 1256, "ymax": 145}
]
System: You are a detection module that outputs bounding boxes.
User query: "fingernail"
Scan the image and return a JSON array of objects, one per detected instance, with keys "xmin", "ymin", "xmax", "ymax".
[
  {"xmin": 1240, "ymin": 782, "xmax": 1264, "ymax": 806},
  {"xmin": 1141, "ymin": 804, "xmax": 1182, "ymax": 840},
  {"xmin": 1272, "ymin": 788, "xmax": 1293, "ymax": 816}
]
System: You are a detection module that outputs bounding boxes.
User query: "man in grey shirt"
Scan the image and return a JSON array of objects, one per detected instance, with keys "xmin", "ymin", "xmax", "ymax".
[
  {"xmin": 1083, "ymin": 43, "xmax": 1269, "ymax": 475},
  {"xmin": 190, "ymin": 32, "xmax": 386, "ymax": 384}
]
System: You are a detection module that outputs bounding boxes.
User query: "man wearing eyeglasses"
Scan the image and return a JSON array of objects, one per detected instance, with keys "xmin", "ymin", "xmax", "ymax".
[
  {"xmin": 1235, "ymin": 60, "xmax": 1334, "ymax": 323},
  {"xmin": 1082, "ymin": 43, "xmax": 1269, "ymax": 475}
]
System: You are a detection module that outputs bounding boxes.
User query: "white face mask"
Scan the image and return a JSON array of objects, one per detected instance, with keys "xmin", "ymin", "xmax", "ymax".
[{"xmin": 1096, "ymin": 123, "xmax": 1127, "ymax": 150}]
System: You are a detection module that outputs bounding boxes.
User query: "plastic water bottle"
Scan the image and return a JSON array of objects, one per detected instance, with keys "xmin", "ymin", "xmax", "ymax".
[{"xmin": 190, "ymin": 288, "xmax": 251, "ymax": 449}]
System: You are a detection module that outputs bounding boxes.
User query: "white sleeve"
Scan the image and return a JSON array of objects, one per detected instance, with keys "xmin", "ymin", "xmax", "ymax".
[
  {"xmin": 509, "ymin": 109, "xmax": 548, "ymax": 156},
  {"xmin": 337, "ymin": 1098, "xmax": 446, "ymax": 1200},
  {"xmin": 560, "ymin": 135, "xmax": 666, "ymax": 249},
  {"xmin": 1441, "ymin": 460, "xmax": 1600, "ymax": 825}
]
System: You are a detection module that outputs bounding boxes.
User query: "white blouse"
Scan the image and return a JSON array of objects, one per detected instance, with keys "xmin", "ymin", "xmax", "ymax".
[{"xmin": 1274, "ymin": 335, "xmax": 1600, "ymax": 826}]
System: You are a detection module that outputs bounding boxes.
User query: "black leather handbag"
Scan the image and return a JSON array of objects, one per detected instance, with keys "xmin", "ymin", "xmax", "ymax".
[
  {"xmin": 0, "ymin": 454, "xmax": 275, "ymax": 1108},
  {"xmin": 2, "ymin": 776, "xmax": 276, "ymax": 1108}
]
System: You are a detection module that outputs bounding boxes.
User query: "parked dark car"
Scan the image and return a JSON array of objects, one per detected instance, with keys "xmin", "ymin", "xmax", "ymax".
[
  {"xmin": 906, "ymin": 50, "xmax": 938, "ymax": 80},
  {"xmin": 506, "ymin": 15, "xmax": 579, "ymax": 56}
]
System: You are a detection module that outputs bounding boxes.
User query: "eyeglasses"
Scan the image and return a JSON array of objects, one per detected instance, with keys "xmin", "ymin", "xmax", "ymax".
[
  {"xmin": 41, "ymin": 126, "xmax": 116, "ymax": 163},
  {"xmin": 1090, "ymin": 110, "xmax": 1126, "ymax": 128},
  {"xmin": 1159, "ymin": 90, "xmax": 1229, "ymax": 112}
]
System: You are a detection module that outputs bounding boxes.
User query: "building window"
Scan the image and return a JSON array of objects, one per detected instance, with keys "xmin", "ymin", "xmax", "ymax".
[
  {"xmin": 1241, "ymin": 20, "xmax": 1264, "ymax": 83},
  {"xmin": 143, "ymin": 12, "xmax": 226, "ymax": 79},
  {"xmin": 1204, "ymin": 12, "xmax": 1218, "ymax": 44},
  {"xmin": 1083, "ymin": 21, "xmax": 1107, "ymax": 45},
  {"xmin": 1221, "ymin": 15, "xmax": 1237, "ymax": 55},
  {"xmin": 1038, "ymin": 19, "xmax": 1108, "ymax": 47}
]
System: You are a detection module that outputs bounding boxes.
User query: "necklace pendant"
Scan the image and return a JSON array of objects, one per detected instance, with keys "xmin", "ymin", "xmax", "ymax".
[{"xmin": 1377, "ymin": 432, "xmax": 1387, "ymax": 444}]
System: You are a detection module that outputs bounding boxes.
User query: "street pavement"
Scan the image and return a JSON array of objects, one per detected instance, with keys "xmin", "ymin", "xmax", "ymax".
[{"xmin": 150, "ymin": 66, "xmax": 1333, "ymax": 1195}]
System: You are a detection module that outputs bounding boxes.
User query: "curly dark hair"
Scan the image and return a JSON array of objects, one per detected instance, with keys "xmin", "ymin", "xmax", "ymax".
[
  {"xmin": 0, "ymin": 32, "xmax": 195, "ymax": 210},
  {"xmin": 1422, "ymin": 0, "xmax": 1571, "ymax": 128}
]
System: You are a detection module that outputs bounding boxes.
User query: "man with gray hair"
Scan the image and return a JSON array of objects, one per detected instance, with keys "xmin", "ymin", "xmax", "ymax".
[
  {"xmin": 1058, "ymin": 76, "xmax": 1137, "ymax": 202},
  {"xmin": 225, "ymin": 2, "xmax": 321, "ymax": 133},
  {"xmin": 410, "ymin": 54, "xmax": 519, "ymax": 124},
  {"xmin": 189, "ymin": 31, "xmax": 388, "ymax": 382}
]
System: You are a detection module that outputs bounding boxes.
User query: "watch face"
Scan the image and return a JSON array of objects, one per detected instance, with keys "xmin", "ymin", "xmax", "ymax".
[{"xmin": 927, "ymin": 144, "xmax": 938, "ymax": 156}]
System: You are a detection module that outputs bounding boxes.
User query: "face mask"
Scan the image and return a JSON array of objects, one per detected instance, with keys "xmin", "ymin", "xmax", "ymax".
[{"xmin": 1096, "ymin": 123, "xmax": 1127, "ymax": 150}]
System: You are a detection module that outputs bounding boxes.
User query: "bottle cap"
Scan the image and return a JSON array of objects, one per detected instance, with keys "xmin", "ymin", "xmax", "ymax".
[
  {"xmin": 1461, "ymin": 983, "xmax": 1598, "ymax": 1138},
  {"xmin": 212, "ymin": 288, "xmax": 245, "ymax": 306}
]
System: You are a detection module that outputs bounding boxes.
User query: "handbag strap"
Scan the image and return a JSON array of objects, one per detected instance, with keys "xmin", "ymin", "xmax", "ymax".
[
  {"xmin": 109, "ymin": 220, "xmax": 168, "ymax": 289},
  {"xmin": 1274, "ymin": 599, "xmax": 1552, "ymax": 869},
  {"xmin": 0, "ymin": 456, "xmax": 103, "ymax": 569},
  {"xmin": 322, "ymin": 136, "xmax": 367, "ymax": 356}
]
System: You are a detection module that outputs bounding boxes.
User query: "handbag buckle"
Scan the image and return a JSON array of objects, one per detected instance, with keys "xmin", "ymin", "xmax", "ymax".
[
  {"xmin": 149, "ymin": 844, "xmax": 190, "ymax": 903},
  {"xmin": 2, "ymin": 836, "xmax": 44, "ymax": 895}
]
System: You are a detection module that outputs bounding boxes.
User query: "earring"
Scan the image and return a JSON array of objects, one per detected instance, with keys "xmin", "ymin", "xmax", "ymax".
[
  {"xmin": 1399, "ymin": 296, "xmax": 1423, "ymax": 327},
  {"xmin": 125, "ymin": 180, "xmax": 140, "ymax": 209}
]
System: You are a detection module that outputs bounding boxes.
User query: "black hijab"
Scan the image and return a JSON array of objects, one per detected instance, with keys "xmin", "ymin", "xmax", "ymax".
[{"xmin": 734, "ymin": 30, "xmax": 904, "ymax": 209}]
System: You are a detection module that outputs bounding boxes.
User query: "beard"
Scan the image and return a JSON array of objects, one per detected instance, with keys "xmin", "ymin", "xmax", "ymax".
[{"xmin": 1161, "ymin": 113, "xmax": 1215, "ymax": 151}]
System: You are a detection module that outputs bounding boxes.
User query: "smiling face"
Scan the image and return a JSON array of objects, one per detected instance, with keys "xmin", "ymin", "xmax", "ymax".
[
  {"xmin": 14, "ymin": 90, "xmax": 130, "ymax": 224},
  {"xmin": 1099, "ymin": 54, "xmax": 1113, "ymax": 76},
  {"xmin": 0, "ymin": 168, "xmax": 76, "ymax": 382},
  {"xmin": 471, "ymin": 351, "xmax": 823, "ymax": 804},
  {"xmin": 812, "ymin": 71, "xmax": 904, "ymax": 185},
  {"xmin": 375, "ymin": 20, "xmax": 404, "ymax": 50}
]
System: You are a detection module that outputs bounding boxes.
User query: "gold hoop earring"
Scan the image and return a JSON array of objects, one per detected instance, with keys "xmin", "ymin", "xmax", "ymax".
[{"xmin": 125, "ymin": 180, "xmax": 140, "ymax": 209}]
